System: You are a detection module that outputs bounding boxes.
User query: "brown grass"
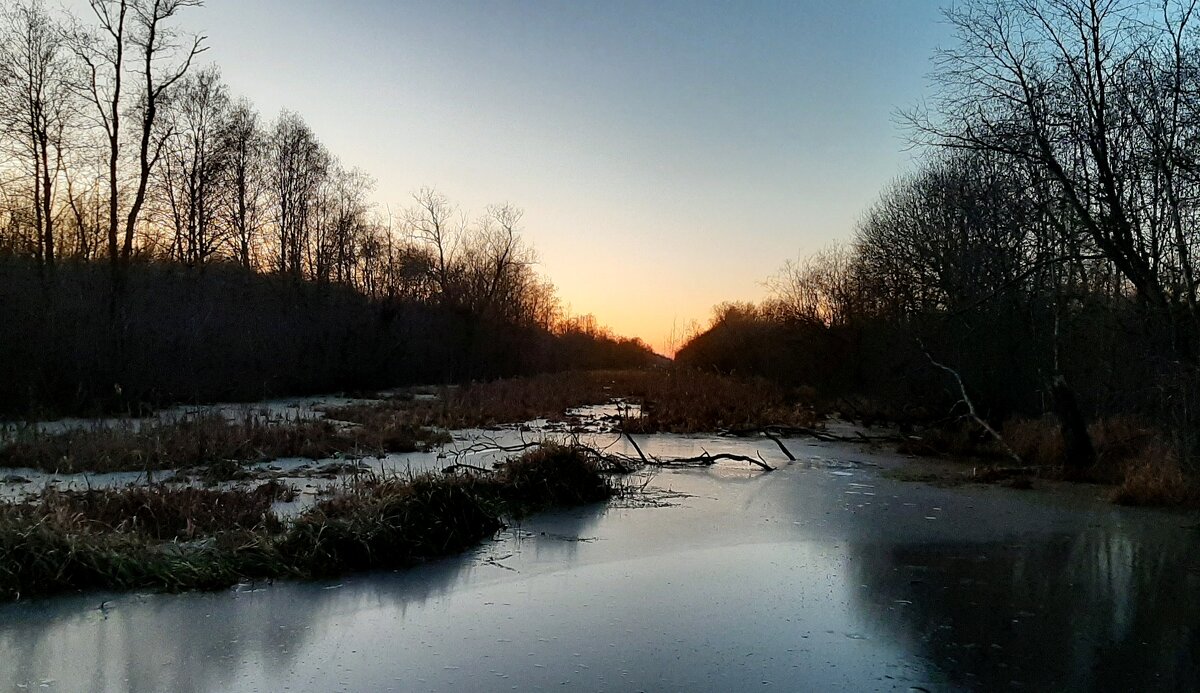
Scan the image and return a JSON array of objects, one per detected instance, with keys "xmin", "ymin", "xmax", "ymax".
[
  {"xmin": 0, "ymin": 412, "xmax": 449, "ymax": 474},
  {"xmin": 1109, "ymin": 443, "xmax": 1200, "ymax": 507},
  {"xmin": 897, "ymin": 421, "xmax": 998, "ymax": 459},
  {"xmin": 324, "ymin": 368, "xmax": 819, "ymax": 434},
  {"xmin": 0, "ymin": 444, "xmax": 619, "ymax": 600},
  {"xmin": 1001, "ymin": 418, "xmax": 1065, "ymax": 467},
  {"xmin": 1, "ymin": 369, "xmax": 818, "ymax": 475},
  {"xmin": 900, "ymin": 415, "xmax": 1200, "ymax": 507},
  {"xmin": 25, "ymin": 482, "xmax": 294, "ymax": 540}
]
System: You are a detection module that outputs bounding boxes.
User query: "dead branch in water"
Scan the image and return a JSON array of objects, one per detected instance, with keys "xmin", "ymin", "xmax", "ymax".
[
  {"xmin": 442, "ymin": 463, "xmax": 495, "ymax": 475},
  {"xmin": 441, "ymin": 435, "xmax": 776, "ymax": 474},
  {"xmin": 450, "ymin": 436, "xmax": 541, "ymax": 460},
  {"xmin": 623, "ymin": 429, "xmax": 650, "ymax": 464},
  {"xmin": 649, "ymin": 449, "xmax": 775, "ymax": 472},
  {"xmin": 763, "ymin": 430, "xmax": 796, "ymax": 461}
]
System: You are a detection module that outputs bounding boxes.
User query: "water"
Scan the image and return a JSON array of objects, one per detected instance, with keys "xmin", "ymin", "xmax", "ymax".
[{"xmin": 1, "ymin": 431, "xmax": 1197, "ymax": 692}]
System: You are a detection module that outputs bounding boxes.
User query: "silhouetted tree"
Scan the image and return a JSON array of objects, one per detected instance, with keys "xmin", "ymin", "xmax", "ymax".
[{"xmin": 0, "ymin": 0, "xmax": 72, "ymax": 268}]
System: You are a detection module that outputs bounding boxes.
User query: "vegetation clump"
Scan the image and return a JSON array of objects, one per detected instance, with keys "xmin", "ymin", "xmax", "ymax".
[{"xmin": 0, "ymin": 445, "xmax": 616, "ymax": 601}]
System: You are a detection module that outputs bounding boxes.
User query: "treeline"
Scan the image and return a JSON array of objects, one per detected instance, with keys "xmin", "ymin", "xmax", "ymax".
[
  {"xmin": 0, "ymin": 257, "xmax": 659, "ymax": 416},
  {"xmin": 0, "ymin": 0, "xmax": 656, "ymax": 416},
  {"xmin": 679, "ymin": 0, "xmax": 1200, "ymax": 471}
]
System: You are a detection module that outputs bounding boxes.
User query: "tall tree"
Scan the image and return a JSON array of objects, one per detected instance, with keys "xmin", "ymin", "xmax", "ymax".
[
  {"xmin": 268, "ymin": 110, "xmax": 327, "ymax": 277},
  {"xmin": 221, "ymin": 97, "xmax": 264, "ymax": 269},
  {"xmin": 0, "ymin": 0, "xmax": 73, "ymax": 268},
  {"xmin": 72, "ymin": 0, "xmax": 204, "ymax": 267},
  {"xmin": 158, "ymin": 64, "xmax": 229, "ymax": 267}
]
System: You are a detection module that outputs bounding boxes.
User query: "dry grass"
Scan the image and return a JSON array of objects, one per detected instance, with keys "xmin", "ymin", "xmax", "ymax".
[
  {"xmin": 0, "ymin": 444, "xmax": 618, "ymax": 600},
  {"xmin": 278, "ymin": 476, "xmax": 504, "ymax": 576},
  {"xmin": 897, "ymin": 421, "xmax": 998, "ymax": 459},
  {"xmin": 900, "ymin": 415, "xmax": 1200, "ymax": 507},
  {"xmin": 1109, "ymin": 443, "xmax": 1200, "ymax": 507},
  {"xmin": 0, "ymin": 369, "xmax": 817, "ymax": 475},
  {"xmin": 25, "ymin": 482, "xmax": 294, "ymax": 540},
  {"xmin": 324, "ymin": 368, "xmax": 819, "ymax": 434},
  {"xmin": 1001, "ymin": 418, "xmax": 1065, "ymax": 467},
  {"xmin": 0, "ymin": 412, "xmax": 450, "ymax": 474},
  {"xmin": 326, "ymin": 372, "xmax": 621, "ymax": 430},
  {"xmin": 616, "ymin": 370, "xmax": 817, "ymax": 433}
]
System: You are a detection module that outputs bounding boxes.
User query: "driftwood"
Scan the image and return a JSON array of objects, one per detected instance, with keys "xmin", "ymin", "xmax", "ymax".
[
  {"xmin": 622, "ymin": 429, "xmax": 775, "ymax": 471},
  {"xmin": 451, "ymin": 436, "xmax": 541, "ymax": 458},
  {"xmin": 623, "ymin": 430, "xmax": 650, "ymax": 464}
]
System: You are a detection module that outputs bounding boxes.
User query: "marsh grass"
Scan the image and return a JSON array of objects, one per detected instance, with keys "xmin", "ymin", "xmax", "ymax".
[
  {"xmin": 1, "ymin": 369, "xmax": 813, "ymax": 475},
  {"xmin": 1109, "ymin": 443, "xmax": 1200, "ymax": 507},
  {"xmin": 0, "ymin": 412, "xmax": 449, "ymax": 475},
  {"xmin": 323, "ymin": 369, "xmax": 818, "ymax": 434},
  {"xmin": 0, "ymin": 445, "xmax": 616, "ymax": 600},
  {"xmin": 899, "ymin": 416, "xmax": 1200, "ymax": 507},
  {"xmin": 29, "ymin": 482, "xmax": 295, "ymax": 540}
]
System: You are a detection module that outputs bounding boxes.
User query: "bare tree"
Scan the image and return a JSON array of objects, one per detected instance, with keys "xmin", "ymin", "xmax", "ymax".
[
  {"xmin": 404, "ymin": 187, "xmax": 462, "ymax": 299},
  {"xmin": 221, "ymin": 97, "xmax": 263, "ymax": 268},
  {"xmin": 908, "ymin": 0, "xmax": 1200, "ymax": 363},
  {"xmin": 157, "ymin": 64, "xmax": 228, "ymax": 266},
  {"xmin": 467, "ymin": 202, "xmax": 534, "ymax": 317},
  {"xmin": 72, "ymin": 0, "xmax": 205, "ymax": 267},
  {"xmin": 0, "ymin": 0, "xmax": 74, "ymax": 268},
  {"xmin": 268, "ymin": 109, "xmax": 327, "ymax": 276}
]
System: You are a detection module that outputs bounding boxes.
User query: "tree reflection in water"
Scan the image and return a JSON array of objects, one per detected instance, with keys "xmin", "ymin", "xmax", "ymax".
[{"xmin": 849, "ymin": 529, "xmax": 1200, "ymax": 691}]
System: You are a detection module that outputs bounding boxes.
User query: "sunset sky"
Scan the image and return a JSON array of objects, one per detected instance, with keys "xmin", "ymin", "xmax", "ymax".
[{"xmin": 182, "ymin": 0, "xmax": 950, "ymax": 352}]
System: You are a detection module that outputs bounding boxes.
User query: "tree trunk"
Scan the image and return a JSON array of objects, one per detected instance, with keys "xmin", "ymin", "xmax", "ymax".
[{"xmin": 1050, "ymin": 375, "xmax": 1095, "ymax": 476}]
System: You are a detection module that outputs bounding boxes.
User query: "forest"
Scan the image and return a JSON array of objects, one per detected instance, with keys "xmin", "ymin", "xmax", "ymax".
[
  {"xmin": 0, "ymin": 0, "xmax": 657, "ymax": 416},
  {"xmin": 679, "ymin": 0, "xmax": 1200, "ymax": 488}
]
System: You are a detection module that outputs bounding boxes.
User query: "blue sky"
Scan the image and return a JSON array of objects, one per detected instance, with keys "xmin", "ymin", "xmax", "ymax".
[{"xmin": 155, "ymin": 0, "xmax": 951, "ymax": 350}]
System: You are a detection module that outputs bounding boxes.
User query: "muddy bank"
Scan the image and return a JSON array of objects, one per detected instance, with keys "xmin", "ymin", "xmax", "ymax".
[{"xmin": 0, "ymin": 434, "xmax": 1196, "ymax": 691}]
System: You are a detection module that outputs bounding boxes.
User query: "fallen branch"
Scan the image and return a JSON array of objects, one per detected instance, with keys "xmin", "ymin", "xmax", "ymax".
[
  {"xmin": 919, "ymin": 340, "xmax": 1023, "ymax": 465},
  {"xmin": 441, "ymin": 435, "xmax": 775, "ymax": 475},
  {"xmin": 442, "ymin": 463, "xmax": 494, "ymax": 475},
  {"xmin": 451, "ymin": 436, "xmax": 541, "ymax": 460},
  {"xmin": 648, "ymin": 450, "xmax": 774, "ymax": 472},
  {"xmin": 740, "ymin": 425, "xmax": 902, "ymax": 444},
  {"xmin": 763, "ymin": 430, "xmax": 796, "ymax": 461},
  {"xmin": 623, "ymin": 429, "xmax": 650, "ymax": 464}
]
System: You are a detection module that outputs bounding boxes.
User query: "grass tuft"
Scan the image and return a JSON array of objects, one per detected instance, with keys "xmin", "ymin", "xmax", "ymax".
[{"xmin": 1109, "ymin": 444, "xmax": 1200, "ymax": 507}]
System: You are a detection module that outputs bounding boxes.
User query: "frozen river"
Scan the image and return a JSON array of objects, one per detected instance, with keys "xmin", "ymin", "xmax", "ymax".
[{"xmin": 1, "ymin": 429, "xmax": 1197, "ymax": 692}]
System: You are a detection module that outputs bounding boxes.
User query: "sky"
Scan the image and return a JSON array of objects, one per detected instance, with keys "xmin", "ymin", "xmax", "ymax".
[{"xmin": 149, "ymin": 0, "xmax": 952, "ymax": 353}]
